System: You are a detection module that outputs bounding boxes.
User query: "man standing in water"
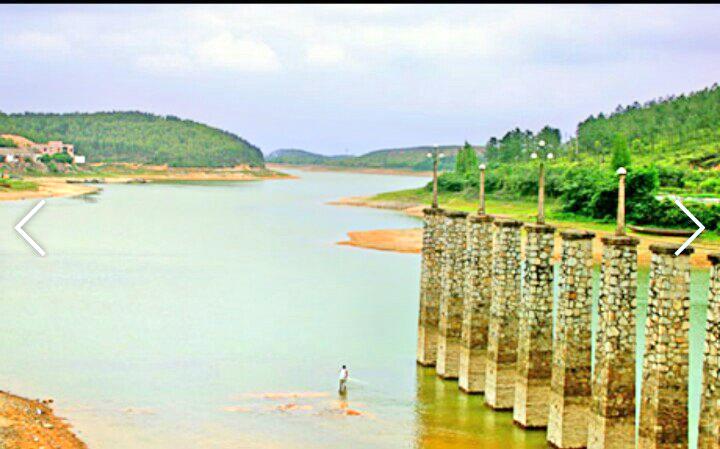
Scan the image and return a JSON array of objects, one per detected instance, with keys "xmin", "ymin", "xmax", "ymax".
[{"xmin": 339, "ymin": 365, "xmax": 349, "ymax": 394}]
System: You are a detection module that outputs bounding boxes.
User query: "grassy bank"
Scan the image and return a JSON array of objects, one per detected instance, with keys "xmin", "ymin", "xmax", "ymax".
[
  {"xmin": 371, "ymin": 187, "xmax": 720, "ymax": 243},
  {"xmin": 0, "ymin": 178, "xmax": 38, "ymax": 192}
]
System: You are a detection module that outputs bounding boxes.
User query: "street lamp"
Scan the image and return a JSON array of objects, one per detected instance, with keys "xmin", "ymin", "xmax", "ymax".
[
  {"xmin": 616, "ymin": 167, "xmax": 627, "ymax": 236},
  {"xmin": 427, "ymin": 145, "xmax": 445, "ymax": 208},
  {"xmin": 532, "ymin": 139, "xmax": 553, "ymax": 225},
  {"xmin": 478, "ymin": 163, "xmax": 487, "ymax": 215}
]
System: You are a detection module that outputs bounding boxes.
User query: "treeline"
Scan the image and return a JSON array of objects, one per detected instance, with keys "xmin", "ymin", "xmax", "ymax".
[
  {"xmin": 0, "ymin": 112, "xmax": 265, "ymax": 167},
  {"xmin": 577, "ymin": 84, "xmax": 720, "ymax": 168},
  {"xmin": 431, "ymin": 83, "xmax": 720, "ymax": 231},
  {"xmin": 267, "ymin": 145, "xmax": 483, "ymax": 171}
]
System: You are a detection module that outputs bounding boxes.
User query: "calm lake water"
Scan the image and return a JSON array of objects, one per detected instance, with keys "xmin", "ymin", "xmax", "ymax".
[{"xmin": 0, "ymin": 170, "xmax": 711, "ymax": 448}]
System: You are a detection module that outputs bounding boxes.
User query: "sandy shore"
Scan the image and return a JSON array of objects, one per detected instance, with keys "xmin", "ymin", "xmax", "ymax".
[
  {"xmin": 0, "ymin": 166, "xmax": 294, "ymax": 202},
  {"xmin": 0, "ymin": 391, "xmax": 86, "ymax": 449},
  {"xmin": 0, "ymin": 178, "xmax": 100, "ymax": 202},
  {"xmin": 333, "ymin": 196, "xmax": 717, "ymax": 268}
]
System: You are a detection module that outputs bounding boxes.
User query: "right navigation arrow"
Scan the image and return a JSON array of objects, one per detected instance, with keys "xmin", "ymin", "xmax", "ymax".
[{"xmin": 674, "ymin": 198, "xmax": 705, "ymax": 256}]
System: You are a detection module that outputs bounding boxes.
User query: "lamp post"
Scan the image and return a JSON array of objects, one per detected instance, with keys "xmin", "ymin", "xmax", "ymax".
[
  {"xmin": 616, "ymin": 167, "xmax": 627, "ymax": 236},
  {"xmin": 478, "ymin": 163, "xmax": 486, "ymax": 215},
  {"xmin": 426, "ymin": 145, "xmax": 445, "ymax": 209},
  {"xmin": 531, "ymin": 140, "xmax": 553, "ymax": 225}
]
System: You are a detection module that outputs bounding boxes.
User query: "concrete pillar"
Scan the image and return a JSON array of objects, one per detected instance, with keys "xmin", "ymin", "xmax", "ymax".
[
  {"xmin": 485, "ymin": 219, "xmax": 523, "ymax": 409},
  {"xmin": 436, "ymin": 210, "xmax": 469, "ymax": 379},
  {"xmin": 639, "ymin": 243, "xmax": 692, "ymax": 449},
  {"xmin": 417, "ymin": 207, "xmax": 445, "ymax": 366},
  {"xmin": 514, "ymin": 223, "xmax": 555, "ymax": 428},
  {"xmin": 699, "ymin": 253, "xmax": 720, "ymax": 449},
  {"xmin": 588, "ymin": 235, "xmax": 639, "ymax": 449},
  {"xmin": 548, "ymin": 230, "xmax": 595, "ymax": 449},
  {"xmin": 458, "ymin": 214, "xmax": 494, "ymax": 393}
]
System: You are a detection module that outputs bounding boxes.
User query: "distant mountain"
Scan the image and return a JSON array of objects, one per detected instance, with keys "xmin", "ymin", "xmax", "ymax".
[
  {"xmin": 0, "ymin": 111, "xmax": 265, "ymax": 167},
  {"xmin": 267, "ymin": 145, "xmax": 483, "ymax": 171},
  {"xmin": 266, "ymin": 149, "xmax": 351, "ymax": 165}
]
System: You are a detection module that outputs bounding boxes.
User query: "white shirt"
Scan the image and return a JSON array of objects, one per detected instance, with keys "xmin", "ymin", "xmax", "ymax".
[{"xmin": 339, "ymin": 368, "xmax": 349, "ymax": 380}]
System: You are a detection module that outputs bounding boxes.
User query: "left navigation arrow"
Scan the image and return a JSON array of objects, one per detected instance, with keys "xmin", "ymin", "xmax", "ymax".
[{"xmin": 15, "ymin": 200, "xmax": 46, "ymax": 256}]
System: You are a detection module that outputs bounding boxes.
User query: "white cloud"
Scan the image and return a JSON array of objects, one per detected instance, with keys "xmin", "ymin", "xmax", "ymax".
[
  {"xmin": 305, "ymin": 43, "xmax": 348, "ymax": 67},
  {"xmin": 4, "ymin": 32, "xmax": 71, "ymax": 54},
  {"xmin": 194, "ymin": 33, "xmax": 280, "ymax": 72}
]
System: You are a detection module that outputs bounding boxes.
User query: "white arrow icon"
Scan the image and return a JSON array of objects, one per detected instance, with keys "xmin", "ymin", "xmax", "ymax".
[
  {"xmin": 15, "ymin": 200, "xmax": 46, "ymax": 257},
  {"xmin": 674, "ymin": 198, "xmax": 704, "ymax": 256}
]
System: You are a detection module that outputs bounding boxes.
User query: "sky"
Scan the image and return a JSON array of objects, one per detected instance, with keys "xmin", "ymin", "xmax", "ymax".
[{"xmin": 1, "ymin": 4, "xmax": 720, "ymax": 156}]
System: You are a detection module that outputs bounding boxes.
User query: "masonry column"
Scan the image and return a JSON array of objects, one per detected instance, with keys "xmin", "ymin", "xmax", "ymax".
[
  {"xmin": 485, "ymin": 219, "xmax": 523, "ymax": 409},
  {"xmin": 547, "ymin": 230, "xmax": 595, "ymax": 449},
  {"xmin": 417, "ymin": 207, "xmax": 445, "ymax": 366},
  {"xmin": 514, "ymin": 223, "xmax": 555, "ymax": 428},
  {"xmin": 638, "ymin": 243, "xmax": 692, "ymax": 449},
  {"xmin": 436, "ymin": 210, "xmax": 469, "ymax": 379},
  {"xmin": 588, "ymin": 235, "xmax": 639, "ymax": 449},
  {"xmin": 699, "ymin": 253, "xmax": 720, "ymax": 449},
  {"xmin": 458, "ymin": 214, "xmax": 494, "ymax": 393}
]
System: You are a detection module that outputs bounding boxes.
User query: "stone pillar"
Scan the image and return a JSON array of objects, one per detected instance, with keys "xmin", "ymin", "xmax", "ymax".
[
  {"xmin": 639, "ymin": 243, "xmax": 692, "ymax": 449},
  {"xmin": 485, "ymin": 219, "xmax": 523, "ymax": 409},
  {"xmin": 588, "ymin": 235, "xmax": 639, "ymax": 449},
  {"xmin": 699, "ymin": 253, "xmax": 720, "ymax": 449},
  {"xmin": 417, "ymin": 207, "xmax": 445, "ymax": 366},
  {"xmin": 547, "ymin": 230, "xmax": 595, "ymax": 449},
  {"xmin": 436, "ymin": 210, "xmax": 469, "ymax": 379},
  {"xmin": 458, "ymin": 214, "xmax": 494, "ymax": 394},
  {"xmin": 514, "ymin": 223, "xmax": 555, "ymax": 428}
]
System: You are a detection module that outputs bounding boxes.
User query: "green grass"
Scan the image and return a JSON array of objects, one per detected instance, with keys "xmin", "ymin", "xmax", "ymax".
[
  {"xmin": 371, "ymin": 187, "xmax": 720, "ymax": 243},
  {"xmin": 0, "ymin": 178, "xmax": 38, "ymax": 191}
]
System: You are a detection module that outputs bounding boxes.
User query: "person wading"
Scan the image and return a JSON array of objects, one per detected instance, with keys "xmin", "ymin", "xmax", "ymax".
[{"xmin": 339, "ymin": 365, "xmax": 349, "ymax": 394}]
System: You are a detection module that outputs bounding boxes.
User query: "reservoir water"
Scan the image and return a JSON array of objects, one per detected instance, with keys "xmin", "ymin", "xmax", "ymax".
[{"xmin": 0, "ymin": 170, "xmax": 710, "ymax": 448}]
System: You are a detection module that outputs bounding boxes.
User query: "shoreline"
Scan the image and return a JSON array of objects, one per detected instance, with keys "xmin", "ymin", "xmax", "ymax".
[
  {"xmin": 0, "ymin": 166, "xmax": 295, "ymax": 202},
  {"xmin": 266, "ymin": 163, "xmax": 430, "ymax": 177},
  {"xmin": 333, "ymin": 195, "xmax": 716, "ymax": 268},
  {"xmin": 0, "ymin": 390, "xmax": 86, "ymax": 449}
]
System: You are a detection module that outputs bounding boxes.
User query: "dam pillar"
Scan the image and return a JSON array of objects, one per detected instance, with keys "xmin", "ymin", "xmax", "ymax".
[
  {"xmin": 588, "ymin": 235, "xmax": 639, "ymax": 449},
  {"xmin": 485, "ymin": 219, "xmax": 523, "ymax": 409},
  {"xmin": 699, "ymin": 253, "xmax": 720, "ymax": 449},
  {"xmin": 436, "ymin": 210, "xmax": 469, "ymax": 379},
  {"xmin": 514, "ymin": 223, "xmax": 556, "ymax": 428},
  {"xmin": 458, "ymin": 214, "xmax": 494, "ymax": 393},
  {"xmin": 547, "ymin": 230, "xmax": 595, "ymax": 449},
  {"xmin": 639, "ymin": 243, "xmax": 692, "ymax": 449},
  {"xmin": 417, "ymin": 207, "xmax": 445, "ymax": 366}
]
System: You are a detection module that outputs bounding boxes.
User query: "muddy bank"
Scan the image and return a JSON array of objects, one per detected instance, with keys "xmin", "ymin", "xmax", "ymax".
[
  {"xmin": 333, "ymin": 196, "xmax": 715, "ymax": 268},
  {"xmin": 0, "ymin": 391, "xmax": 86, "ymax": 449}
]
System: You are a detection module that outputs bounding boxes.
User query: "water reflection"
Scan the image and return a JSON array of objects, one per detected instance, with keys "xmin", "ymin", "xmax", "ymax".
[{"xmin": 413, "ymin": 367, "xmax": 546, "ymax": 449}]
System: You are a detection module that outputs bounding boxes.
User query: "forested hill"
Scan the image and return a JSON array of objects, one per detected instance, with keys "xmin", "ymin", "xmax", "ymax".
[
  {"xmin": 267, "ymin": 145, "xmax": 483, "ymax": 171},
  {"xmin": 0, "ymin": 112, "xmax": 265, "ymax": 167},
  {"xmin": 576, "ymin": 84, "xmax": 720, "ymax": 168}
]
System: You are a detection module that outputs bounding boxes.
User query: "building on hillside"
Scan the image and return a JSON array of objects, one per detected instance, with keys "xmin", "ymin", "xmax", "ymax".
[
  {"xmin": 32, "ymin": 141, "xmax": 75, "ymax": 156},
  {"xmin": 0, "ymin": 148, "xmax": 41, "ymax": 163},
  {"xmin": 0, "ymin": 139, "xmax": 82, "ymax": 164}
]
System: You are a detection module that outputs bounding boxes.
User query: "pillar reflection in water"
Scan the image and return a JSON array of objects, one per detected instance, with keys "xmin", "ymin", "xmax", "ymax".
[{"xmin": 412, "ymin": 367, "xmax": 546, "ymax": 449}]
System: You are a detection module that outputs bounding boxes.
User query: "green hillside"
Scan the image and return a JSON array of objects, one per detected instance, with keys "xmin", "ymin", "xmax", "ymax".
[
  {"xmin": 0, "ymin": 111, "xmax": 264, "ymax": 167},
  {"xmin": 577, "ymin": 84, "xmax": 720, "ymax": 169},
  {"xmin": 267, "ymin": 145, "xmax": 483, "ymax": 171},
  {"xmin": 379, "ymin": 83, "xmax": 720, "ymax": 233}
]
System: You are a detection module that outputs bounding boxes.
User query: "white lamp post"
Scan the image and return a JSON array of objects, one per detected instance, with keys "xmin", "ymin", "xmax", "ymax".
[{"xmin": 478, "ymin": 163, "xmax": 486, "ymax": 215}]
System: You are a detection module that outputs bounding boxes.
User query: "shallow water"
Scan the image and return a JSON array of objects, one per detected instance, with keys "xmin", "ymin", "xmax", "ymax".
[{"xmin": 0, "ymin": 170, "xmax": 710, "ymax": 448}]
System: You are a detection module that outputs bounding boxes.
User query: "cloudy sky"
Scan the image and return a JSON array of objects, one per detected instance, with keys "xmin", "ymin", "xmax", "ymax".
[{"xmin": 1, "ymin": 4, "xmax": 719, "ymax": 155}]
